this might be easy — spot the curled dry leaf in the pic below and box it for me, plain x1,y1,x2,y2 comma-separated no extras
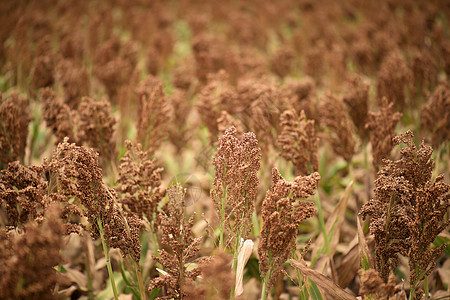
289,259,357,300
356,215,374,270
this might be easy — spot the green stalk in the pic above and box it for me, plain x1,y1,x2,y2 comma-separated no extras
178,254,185,300
260,269,271,300
219,220,224,249
149,222,163,270
230,231,242,299
410,286,416,300
410,267,428,300
424,276,429,298
85,259,94,300
134,261,147,300
314,194,329,254
378,192,396,279
84,235,95,300
296,268,306,300
107,188,146,299
260,255,273,300
151,230,160,256
230,252,238,299
98,219,119,300
252,211,260,238
293,251,308,300
219,189,226,249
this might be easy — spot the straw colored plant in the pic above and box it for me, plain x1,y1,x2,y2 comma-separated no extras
210,126,261,297
148,183,202,299
0,1,449,299
48,138,142,299
277,109,318,175
0,92,31,168
258,168,320,299
360,131,450,299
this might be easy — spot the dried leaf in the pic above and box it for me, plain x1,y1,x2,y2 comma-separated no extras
336,243,361,288
57,285,78,297
235,239,254,296
312,181,353,259
289,259,357,300
356,215,374,270
63,267,88,291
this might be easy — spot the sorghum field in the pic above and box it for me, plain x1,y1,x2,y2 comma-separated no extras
0,0,449,299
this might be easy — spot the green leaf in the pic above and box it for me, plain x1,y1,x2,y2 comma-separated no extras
149,287,161,300
244,257,261,282
361,255,370,271
56,265,67,273
309,279,323,300
290,259,356,300
433,235,450,256
123,285,141,299
394,267,406,280
97,272,126,300
119,262,134,288
357,216,374,270
140,231,151,262
299,285,309,300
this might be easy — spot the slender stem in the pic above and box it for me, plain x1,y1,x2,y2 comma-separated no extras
179,255,184,300
219,224,224,249
84,234,95,300
134,260,147,300
424,276,429,298
261,280,268,300
378,192,396,279
98,219,119,300
85,259,94,300
107,188,147,299
410,267,428,300
261,254,273,300
252,211,260,238
293,250,305,298
230,233,241,299
261,269,271,300
219,193,226,249
295,265,305,299
314,194,329,254
410,265,419,300
149,222,164,270
230,256,238,299
217,177,228,249
385,193,395,238
410,286,416,300
151,230,160,256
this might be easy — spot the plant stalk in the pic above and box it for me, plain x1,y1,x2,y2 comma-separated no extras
84,236,95,300
314,194,329,254
135,260,147,300
261,270,271,300
218,186,227,249
260,254,273,300
149,222,163,270
230,233,241,299
252,211,260,238
98,219,119,300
